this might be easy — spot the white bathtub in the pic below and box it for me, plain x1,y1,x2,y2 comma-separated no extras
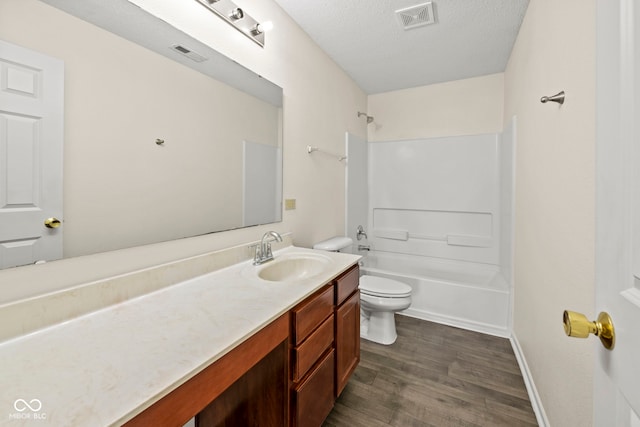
359,251,511,337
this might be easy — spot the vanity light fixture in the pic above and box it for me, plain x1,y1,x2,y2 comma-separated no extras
194,0,272,47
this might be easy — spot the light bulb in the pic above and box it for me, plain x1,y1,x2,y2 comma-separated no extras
259,21,274,32
253,21,274,34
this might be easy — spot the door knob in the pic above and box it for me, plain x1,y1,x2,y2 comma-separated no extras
563,310,615,350
44,217,61,229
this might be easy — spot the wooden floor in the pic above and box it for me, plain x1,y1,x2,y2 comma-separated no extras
324,315,538,427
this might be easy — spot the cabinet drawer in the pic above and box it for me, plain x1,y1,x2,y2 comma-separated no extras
335,265,359,306
292,349,335,427
292,285,333,345
292,315,334,382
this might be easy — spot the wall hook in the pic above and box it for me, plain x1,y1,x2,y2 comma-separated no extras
540,91,565,105
357,111,374,124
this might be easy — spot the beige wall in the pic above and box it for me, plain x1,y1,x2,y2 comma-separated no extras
131,0,369,249
116,0,370,250
504,1,596,426
0,0,367,302
368,73,504,141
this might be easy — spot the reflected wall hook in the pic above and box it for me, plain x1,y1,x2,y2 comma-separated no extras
540,90,565,105
357,111,374,124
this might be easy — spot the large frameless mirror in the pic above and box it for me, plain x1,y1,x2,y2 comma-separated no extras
0,0,283,269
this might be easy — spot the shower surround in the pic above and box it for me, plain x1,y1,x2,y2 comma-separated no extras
346,126,514,336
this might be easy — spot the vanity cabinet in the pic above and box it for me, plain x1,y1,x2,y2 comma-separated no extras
123,263,360,427
289,264,360,426
290,285,335,427
334,265,360,396
123,313,289,427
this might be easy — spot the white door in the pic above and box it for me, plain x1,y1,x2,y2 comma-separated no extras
0,40,64,269
594,0,640,424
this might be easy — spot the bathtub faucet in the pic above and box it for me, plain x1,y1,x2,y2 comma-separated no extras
356,225,368,241
358,244,370,251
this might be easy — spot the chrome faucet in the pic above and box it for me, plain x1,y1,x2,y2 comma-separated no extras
253,231,283,265
356,225,368,241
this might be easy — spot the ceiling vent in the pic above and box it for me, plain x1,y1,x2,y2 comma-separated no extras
395,2,436,30
170,44,208,63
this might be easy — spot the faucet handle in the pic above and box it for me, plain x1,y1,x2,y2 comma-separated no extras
356,225,368,241
249,243,261,262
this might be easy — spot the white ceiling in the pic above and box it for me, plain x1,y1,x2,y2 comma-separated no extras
273,0,530,94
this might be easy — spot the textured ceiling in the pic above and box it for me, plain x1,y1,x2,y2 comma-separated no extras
273,0,530,94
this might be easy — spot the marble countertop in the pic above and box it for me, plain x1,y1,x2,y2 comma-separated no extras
0,246,360,426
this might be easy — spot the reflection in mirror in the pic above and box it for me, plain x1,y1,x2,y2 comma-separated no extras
0,0,283,269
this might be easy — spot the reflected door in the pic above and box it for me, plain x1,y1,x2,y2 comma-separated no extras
0,40,63,268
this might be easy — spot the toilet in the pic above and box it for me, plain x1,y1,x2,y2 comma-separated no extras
313,237,412,345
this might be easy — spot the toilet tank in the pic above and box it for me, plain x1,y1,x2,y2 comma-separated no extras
313,237,353,252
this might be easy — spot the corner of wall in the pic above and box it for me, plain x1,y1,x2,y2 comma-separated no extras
510,331,550,427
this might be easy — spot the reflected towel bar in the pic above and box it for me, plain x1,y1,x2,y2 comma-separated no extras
307,145,347,162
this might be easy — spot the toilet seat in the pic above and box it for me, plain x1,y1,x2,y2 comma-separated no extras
359,275,412,298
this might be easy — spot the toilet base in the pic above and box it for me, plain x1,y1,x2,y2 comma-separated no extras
360,308,398,345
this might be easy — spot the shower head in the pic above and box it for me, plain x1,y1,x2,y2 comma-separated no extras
357,111,374,124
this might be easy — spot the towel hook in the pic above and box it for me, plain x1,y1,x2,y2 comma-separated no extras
540,91,565,105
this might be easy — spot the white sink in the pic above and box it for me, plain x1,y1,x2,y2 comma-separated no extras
256,253,332,282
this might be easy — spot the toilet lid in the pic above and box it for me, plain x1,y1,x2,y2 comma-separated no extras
359,275,412,298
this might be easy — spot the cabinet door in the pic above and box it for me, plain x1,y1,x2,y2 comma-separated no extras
292,349,335,427
196,341,287,427
335,290,360,397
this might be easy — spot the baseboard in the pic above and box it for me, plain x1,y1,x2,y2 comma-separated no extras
399,308,510,338
510,332,550,427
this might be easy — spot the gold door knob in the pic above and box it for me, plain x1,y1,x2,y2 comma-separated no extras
44,217,61,229
563,310,615,350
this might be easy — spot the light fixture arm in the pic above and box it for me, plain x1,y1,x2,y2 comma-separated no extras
195,0,271,47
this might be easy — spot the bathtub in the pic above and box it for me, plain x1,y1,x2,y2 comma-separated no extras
358,251,511,337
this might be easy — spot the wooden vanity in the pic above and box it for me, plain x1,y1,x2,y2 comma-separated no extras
123,264,360,427
290,264,360,426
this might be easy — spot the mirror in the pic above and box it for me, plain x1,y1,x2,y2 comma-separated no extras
0,0,283,268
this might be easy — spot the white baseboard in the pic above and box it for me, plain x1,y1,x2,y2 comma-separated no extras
400,308,510,338
510,332,550,427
